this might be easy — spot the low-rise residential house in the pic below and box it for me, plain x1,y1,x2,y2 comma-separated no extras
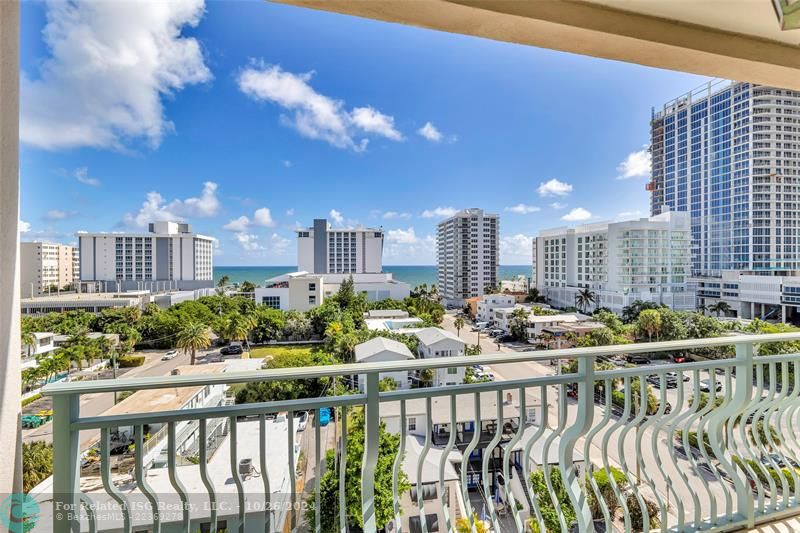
413,328,466,386
398,435,466,533
476,294,516,324
492,304,534,332
464,296,481,319
382,392,538,499
22,332,56,358
525,314,582,343
354,337,415,391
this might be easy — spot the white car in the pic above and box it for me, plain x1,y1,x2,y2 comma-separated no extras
161,350,177,361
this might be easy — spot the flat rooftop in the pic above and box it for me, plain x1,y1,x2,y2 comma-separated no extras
101,363,227,416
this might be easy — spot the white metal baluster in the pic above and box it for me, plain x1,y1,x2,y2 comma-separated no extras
734,361,767,518
417,396,433,533
664,369,701,530
258,414,271,533
340,405,348,533
228,416,246,532
617,375,650,533
584,380,614,531
392,400,406,532
652,369,687,531
501,387,525,532
460,392,482,532
774,361,800,503
482,390,504,532
166,422,190,532
635,373,670,531
542,383,569,533
100,427,131,533
362,373,380,532
134,424,160,532
745,362,777,512
287,411,297,531
679,369,706,525
315,407,322,533
692,365,729,523
558,356,595,532
439,394,458,532
199,419,218,533
601,375,634,532
523,386,548,532
763,361,794,509
79,493,97,533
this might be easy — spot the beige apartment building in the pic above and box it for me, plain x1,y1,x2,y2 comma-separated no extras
20,241,80,297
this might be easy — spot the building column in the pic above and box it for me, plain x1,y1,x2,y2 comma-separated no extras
0,0,22,496
750,302,755,319
782,305,787,323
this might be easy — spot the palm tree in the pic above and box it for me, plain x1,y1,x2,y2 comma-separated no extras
697,303,708,316
217,275,230,288
222,313,256,352
709,301,731,317
176,321,213,365
21,330,36,358
574,288,597,313
637,309,662,342
454,317,465,337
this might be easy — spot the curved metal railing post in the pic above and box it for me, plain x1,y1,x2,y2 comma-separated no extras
559,354,595,531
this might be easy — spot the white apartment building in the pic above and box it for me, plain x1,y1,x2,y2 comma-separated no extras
20,242,79,297
437,208,500,307
78,221,213,291
297,218,383,274
533,211,695,315
476,293,516,323
255,271,410,311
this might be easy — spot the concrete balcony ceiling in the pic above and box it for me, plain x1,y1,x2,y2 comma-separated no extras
271,0,800,90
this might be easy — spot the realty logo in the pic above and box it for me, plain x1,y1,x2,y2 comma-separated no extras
0,493,40,533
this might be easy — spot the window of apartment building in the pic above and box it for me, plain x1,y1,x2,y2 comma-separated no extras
308,283,316,291
261,296,281,309
410,483,438,502
447,367,458,375
407,417,416,431
308,295,316,305
409,514,440,533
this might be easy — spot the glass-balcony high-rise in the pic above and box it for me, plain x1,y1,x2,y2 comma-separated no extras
649,81,800,278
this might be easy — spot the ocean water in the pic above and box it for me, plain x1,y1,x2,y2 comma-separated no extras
214,265,532,288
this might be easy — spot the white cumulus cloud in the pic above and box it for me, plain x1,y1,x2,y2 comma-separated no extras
223,208,276,232
123,181,220,227
421,207,457,219
616,148,651,180
549,202,567,210
74,167,100,186
237,61,403,151
21,0,211,150
234,233,261,251
500,234,533,263
505,204,540,215
19,220,31,233
538,178,573,197
417,122,443,142
561,207,592,222
383,211,411,220
386,227,418,244
329,209,344,226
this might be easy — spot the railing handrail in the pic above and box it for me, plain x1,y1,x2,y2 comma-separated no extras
41,332,800,396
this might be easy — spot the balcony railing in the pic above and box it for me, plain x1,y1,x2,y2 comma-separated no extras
42,332,800,532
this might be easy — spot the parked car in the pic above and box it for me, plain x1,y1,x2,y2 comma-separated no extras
221,344,244,355
626,354,650,365
498,334,515,343
208,353,223,363
665,371,690,382
296,411,308,431
647,374,678,389
671,354,689,363
161,350,177,361
319,408,331,427
699,379,722,392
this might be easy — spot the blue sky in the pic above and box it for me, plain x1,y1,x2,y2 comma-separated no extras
19,0,712,266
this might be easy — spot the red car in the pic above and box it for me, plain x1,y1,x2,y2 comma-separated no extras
672,355,687,363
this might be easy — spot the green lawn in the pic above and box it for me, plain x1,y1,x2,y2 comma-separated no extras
249,344,320,359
